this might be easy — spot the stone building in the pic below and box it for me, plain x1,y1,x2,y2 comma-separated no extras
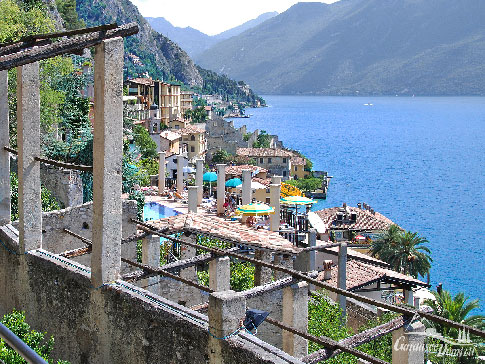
236,147,296,180
205,116,252,160
179,125,207,160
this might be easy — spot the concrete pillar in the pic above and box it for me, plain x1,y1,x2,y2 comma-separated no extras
269,183,281,232
176,155,184,194
195,159,204,205
254,250,273,286
142,234,160,293
242,169,252,205
216,164,226,215
16,62,42,253
209,256,230,292
91,38,124,287
308,229,316,272
158,151,166,195
0,71,10,225
180,233,197,282
337,242,347,320
282,281,308,357
208,291,246,364
392,321,425,364
271,176,282,185
188,186,198,213
274,254,292,280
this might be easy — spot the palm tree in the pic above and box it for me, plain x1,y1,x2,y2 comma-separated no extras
371,226,432,278
424,290,485,338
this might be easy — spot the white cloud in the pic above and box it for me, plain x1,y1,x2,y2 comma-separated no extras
130,0,339,35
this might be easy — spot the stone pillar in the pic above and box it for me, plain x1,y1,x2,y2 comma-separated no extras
180,233,197,282
269,183,281,232
209,256,230,292
242,169,252,205
274,254,292,280
308,229,316,272
337,242,347,320
282,281,308,357
158,151,166,195
17,62,42,253
254,250,273,286
142,234,160,293
176,155,184,194
188,186,198,213
208,291,246,364
0,71,10,225
91,38,124,287
195,159,204,205
392,321,425,364
216,164,226,215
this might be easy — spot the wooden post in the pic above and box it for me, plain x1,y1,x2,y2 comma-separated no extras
91,37,124,287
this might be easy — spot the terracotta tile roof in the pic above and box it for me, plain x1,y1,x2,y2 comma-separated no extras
314,206,396,231
320,259,428,291
252,177,271,187
225,164,267,176
149,212,299,254
179,125,205,135
128,77,153,86
291,156,306,166
237,148,294,158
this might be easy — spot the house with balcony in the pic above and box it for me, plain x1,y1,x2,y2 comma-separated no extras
290,156,309,179
180,91,193,118
179,125,207,160
236,148,295,180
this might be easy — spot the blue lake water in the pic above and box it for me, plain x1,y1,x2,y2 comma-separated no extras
231,95,485,312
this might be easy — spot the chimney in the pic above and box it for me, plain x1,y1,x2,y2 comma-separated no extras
323,260,333,280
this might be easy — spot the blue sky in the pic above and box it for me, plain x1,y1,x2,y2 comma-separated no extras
130,0,339,35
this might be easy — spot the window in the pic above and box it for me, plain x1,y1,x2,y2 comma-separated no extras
268,158,272,164
283,171,287,177
191,146,195,153
266,197,270,204
260,158,263,164
283,158,287,163
175,125,179,129
266,188,270,193
295,166,298,171
191,135,196,141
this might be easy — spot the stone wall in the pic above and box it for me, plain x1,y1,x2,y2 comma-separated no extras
12,200,138,274
206,116,250,160
0,226,303,364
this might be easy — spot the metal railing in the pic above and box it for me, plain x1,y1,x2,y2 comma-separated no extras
0,322,48,364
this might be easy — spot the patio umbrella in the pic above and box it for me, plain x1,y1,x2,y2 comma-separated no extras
280,196,315,242
183,166,196,174
203,171,218,196
225,178,242,188
235,180,267,190
236,203,275,216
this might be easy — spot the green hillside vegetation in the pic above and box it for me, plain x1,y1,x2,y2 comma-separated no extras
197,0,485,96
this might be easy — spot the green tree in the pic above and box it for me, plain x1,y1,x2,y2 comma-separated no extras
211,150,231,164
190,106,207,123
370,225,432,278
0,309,70,364
55,0,85,30
252,130,271,148
286,177,322,193
133,125,158,159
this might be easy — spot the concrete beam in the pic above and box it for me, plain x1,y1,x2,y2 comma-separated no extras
142,234,160,293
208,290,246,364
269,183,281,232
392,321,425,364
209,256,230,292
176,155,184,193
0,71,9,225
188,186,198,213
158,151,166,195
337,242,347,320
217,164,226,215
195,159,204,205
16,62,41,253
91,37,124,287
282,281,308,357
242,169,252,205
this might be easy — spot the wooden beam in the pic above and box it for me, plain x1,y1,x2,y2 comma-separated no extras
0,23,138,71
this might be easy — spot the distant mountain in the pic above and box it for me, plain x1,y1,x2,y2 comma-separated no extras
76,0,202,86
214,12,278,41
146,17,217,58
146,12,278,58
197,0,485,95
